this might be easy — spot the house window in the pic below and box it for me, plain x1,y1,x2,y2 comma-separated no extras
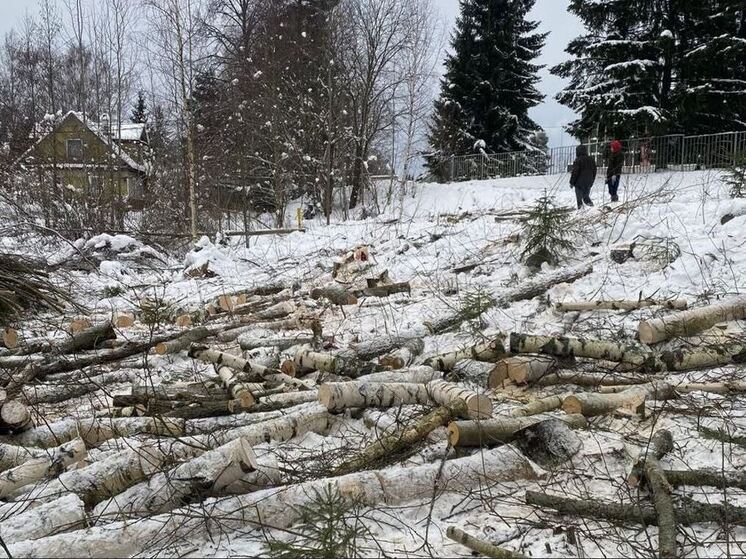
127,176,144,199
66,139,83,161
87,175,101,196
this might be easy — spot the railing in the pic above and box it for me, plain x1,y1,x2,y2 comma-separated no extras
429,130,746,183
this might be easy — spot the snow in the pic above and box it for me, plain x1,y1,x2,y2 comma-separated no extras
3,167,746,557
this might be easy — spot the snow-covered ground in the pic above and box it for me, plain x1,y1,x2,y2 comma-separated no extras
3,168,746,557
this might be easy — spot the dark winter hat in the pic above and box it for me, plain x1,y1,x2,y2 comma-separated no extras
576,145,588,156
610,140,622,153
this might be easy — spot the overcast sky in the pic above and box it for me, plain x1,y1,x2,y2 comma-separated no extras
0,0,582,147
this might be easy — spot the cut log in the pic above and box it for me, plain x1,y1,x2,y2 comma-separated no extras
509,333,653,368
249,391,320,413
333,403,466,476
159,398,254,419
426,379,492,419
93,437,258,520
241,300,297,321
535,370,650,388
0,437,87,498
424,337,507,372
14,416,184,449
452,359,504,387
0,441,48,473
495,356,557,385
129,382,227,402
562,383,676,417
510,394,566,417
21,369,141,406
448,414,587,447
154,326,211,355
513,418,582,468
355,366,443,384
0,493,86,545
114,313,136,328
293,348,381,378
353,281,411,299
639,296,746,344
640,431,678,558
238,333,316,352
555,299,688,312
318,382,432,412
174,313,193,327
664,469,746,491
69,317,92,333
0,400,32,432
628,429,674,487
446,526,527,559
379,338,424,369
9,445,542,558
2,327,18,349
217,365,255,407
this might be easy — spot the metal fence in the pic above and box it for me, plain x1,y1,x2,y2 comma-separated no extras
434,130,746,182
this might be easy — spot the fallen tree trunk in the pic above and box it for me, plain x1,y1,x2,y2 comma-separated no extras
333,402,466,476
509,333,653,368
310,284,358,306
639,430,678,558
424,337,507,372
639,296,746,344
535,370,650,388
293,348,381,378
510,394,566,417
562,383,676,417
238,333,316,352
217,365,255,407
426,379,492,419
555,299,688,312
664,469,746,491
353,282,411,299
0,441,48,472
318,382,432,412
0,437,86,498
495,356,557,385
21,369,141,406
355,366,443,384
249,391,319,413
238,300,297,322
628,430,674,487
158,398,253,419
93,437,258,520
379,338,424,369
446,526,527,559
154,326,211,355
0,493,86,545
447,414,587,447
14,416,184,449
9,445,542,558
54,321,116,354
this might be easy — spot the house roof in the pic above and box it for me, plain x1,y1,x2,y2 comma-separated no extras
16,111,149,174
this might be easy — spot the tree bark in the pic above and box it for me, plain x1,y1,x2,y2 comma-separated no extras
452,359,504,387
509,333,653,368
238,334,316,352
641,432,678,558
639,296,746,344
426,379,492,419
510,394,566,417
628,430,674,487
446,526,527,559
424,337,507,372
333,402,466,476
10,445,542,558
0,437,86,498
318,382,432,412
21,369,141,406
93,437,258,520
448,414,587,447
555,299,688,312
217,365,255,407
664,469,746,491
293,348,381,378
0,441,48,473
535,370,650,388
249,391,319,413
54,321,117,354
355,365,442,384
0,493,86,545
154,326,211,355
0,400,32,432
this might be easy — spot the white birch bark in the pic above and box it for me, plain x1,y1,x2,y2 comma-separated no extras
555,299,688,312
1,493,86,544
424,337,507,372
639,296,746,344
509,333,653,367
447,413,587,446
238,333,315,352
8,445,542,558
93,437,257,520
378,338,424,369
217,366,255,407
426,380,492,419
154,326,211,355
318,382,432,412
495,356,557,385
562,382,676,417
0,441,49,473
0,437,86,498
452,359,501,387
355,366,443,384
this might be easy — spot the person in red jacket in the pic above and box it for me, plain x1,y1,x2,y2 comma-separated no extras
606,140,623,202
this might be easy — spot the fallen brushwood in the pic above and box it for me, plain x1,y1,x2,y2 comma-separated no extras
639,296,746,344
447,414,587,447
0,253,73,320
424,337,507,372
333,402,466,476
0,437,86,498
555,299,688,312
9,444,543,557
93,437,258,520
446,526,527,559
379,338,424,369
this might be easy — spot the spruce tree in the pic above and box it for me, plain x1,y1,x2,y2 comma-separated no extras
130,90,149,124
426,0,546,177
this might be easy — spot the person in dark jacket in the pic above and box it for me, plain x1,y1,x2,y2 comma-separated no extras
606,140,623,202
570,145,597,209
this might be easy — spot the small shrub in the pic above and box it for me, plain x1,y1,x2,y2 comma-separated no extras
103,285,125,298
520,194,577,269
726,151,746,198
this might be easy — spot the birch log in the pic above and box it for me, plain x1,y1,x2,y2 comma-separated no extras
0,494,86,545
495,356,557,385
426,380,492,419
238,333,315,352
446,526,527,559
14,416,184,448
54,321,117,354
448,414,587,447
639,296,746,344
249,391,320,412
379,338,424,369
535,370,650,388
310,285,358,306
562,383,676,417
510,394,567,417
93,437,258,520
356,366,443,384
0,438,86,498
451,359,504,387
0,441,48,472
641,434,678,558
154,326,210,355
354,282,411,299
2,327,18,349
8,445,542,558
509,332,654,368
294,348,381,378
0,400,32,432
555,299,688,312
318,382,432,412
217,366,255,407
424,337,507,372
240,300,297,322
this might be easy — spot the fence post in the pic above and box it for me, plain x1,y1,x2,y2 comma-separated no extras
450,155,455,182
